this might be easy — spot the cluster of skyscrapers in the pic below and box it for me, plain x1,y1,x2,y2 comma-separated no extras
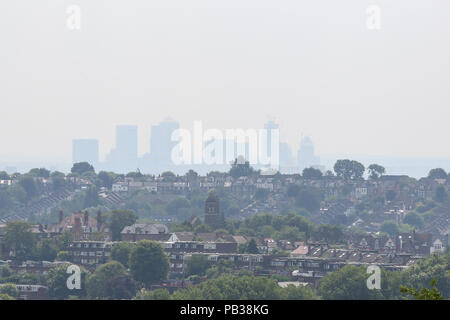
72,119,321,175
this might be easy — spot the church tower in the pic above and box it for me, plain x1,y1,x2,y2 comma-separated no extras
204,192,224,230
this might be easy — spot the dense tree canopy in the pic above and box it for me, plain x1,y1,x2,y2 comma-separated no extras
318,266,384,300
185,255,210,277
428,168,447,180
169,274,318,300
86,261,137,300
110,210,138,241
3,221,35,260
295,187,322,213
71,162,95,176
334,160,365,180
367,164,385,180
111,242,135,268
129,240,170,288
46,264,88,299
302,167,323,180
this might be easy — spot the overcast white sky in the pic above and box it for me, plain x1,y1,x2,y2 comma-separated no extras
0,0,449,164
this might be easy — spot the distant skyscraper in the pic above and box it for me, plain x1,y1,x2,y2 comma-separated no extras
279,142,296,173
105,125,138,173
72,139,99,166
297,136,320,172
263,120,279,159
149,118,180,173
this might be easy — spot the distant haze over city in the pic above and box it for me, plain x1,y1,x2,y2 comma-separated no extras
1,1,449,177
0,119,449,178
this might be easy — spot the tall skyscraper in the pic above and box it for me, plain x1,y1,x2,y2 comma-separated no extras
279,142,296,173
105,125,138,173
72,139,99,167
297,136,320,172
149,118,180,173
263,120,279,159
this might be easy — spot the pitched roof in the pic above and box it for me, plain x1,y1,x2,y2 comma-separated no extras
121,223,168,235
290,245,309,256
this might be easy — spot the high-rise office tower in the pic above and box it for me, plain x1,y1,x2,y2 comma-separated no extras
263,120,279,159
105,125,138,173
149,118,180,173
297,136,320,172
72,139,99,167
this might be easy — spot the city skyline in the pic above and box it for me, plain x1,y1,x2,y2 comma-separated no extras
2,118,448,179
1,1,450,164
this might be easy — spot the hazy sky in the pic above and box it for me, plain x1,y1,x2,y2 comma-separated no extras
1,0,449,163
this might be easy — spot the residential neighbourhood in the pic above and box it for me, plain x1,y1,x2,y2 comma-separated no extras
0,162,448,300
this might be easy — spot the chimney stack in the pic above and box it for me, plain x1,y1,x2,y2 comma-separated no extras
74,216,82,240
59,210,63,224
97,210,102,231
84,211,89,226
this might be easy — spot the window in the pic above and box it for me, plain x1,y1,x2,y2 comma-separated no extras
204,243,216,250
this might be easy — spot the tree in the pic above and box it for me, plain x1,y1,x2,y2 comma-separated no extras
166,198,191,216
28,168,50,178
295,187,321,213
400,279,444,300
318,266,384,300
111,242,135,268
71,162,95,176
0,171,10,180
229,158,256,178
0,189,13,210
129,240,169,288
186,170,199,181
434,186,447,203
35,238,58,261
110,210,138,241
171,274,318,300
403,212,424,229
194,224,212,234
313,224,344,244
55,251,70,261
18,176,38,200
287,184,301,198
46,264,87,299
302,167,323,179
134,288,171,300
51,173,66,190
380,220,399,236
254,188,270,201
161,171,176,182
54,230,74,252
4,221,35,260
276,226,303,243
97,171,115,189
83,186,99,208
0,283,19,299
402,253,450,298
126,171,143,178
246,239,259,254
0,266,13,278
8,184,27,203
428,168,447,180
385,190,397,201
185,255,210,277
367,164,385,180
206,259,235,279
333,159,365,180
86,261,137,300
